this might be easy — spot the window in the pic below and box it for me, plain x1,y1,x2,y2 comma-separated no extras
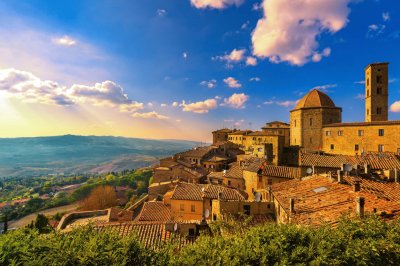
367,78,369,86
378,129,384,136
180,204,184,211
326,130,331,136
367,109,369,115
338,130,343,136
377,75,382,84
267,179,272,185
294,120,297,127
355,144,359,151
189,229,195,236
378,145,384,152
330,144,335,150
309,118,313,126
310,138,312,144
213,214,217,221
228,180,232,186
244,205,251,215
367,90,370,97
377,87,382,95
377,107,382,115
191,205,195,212
358,130,364,136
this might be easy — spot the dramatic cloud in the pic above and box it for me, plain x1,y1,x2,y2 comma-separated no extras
222,93,249,109
249,77,261,82
0,68,144,112
181,98,218,114
224,77,242,88
252,0,351,65
190,0,244,9
132,111,169,120
52,36,77,46
390,101,400,113
246,56,258,66
214,48,246,64
200,79,217,89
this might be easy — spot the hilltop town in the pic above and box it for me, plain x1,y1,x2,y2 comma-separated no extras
54,63,400,248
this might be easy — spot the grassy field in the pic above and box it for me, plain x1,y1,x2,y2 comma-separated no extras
8,203,79,229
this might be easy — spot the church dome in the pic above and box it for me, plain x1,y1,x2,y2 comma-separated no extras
294,89,336,110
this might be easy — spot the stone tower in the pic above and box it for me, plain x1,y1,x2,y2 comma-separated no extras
290,89,342,151
365,62,389,122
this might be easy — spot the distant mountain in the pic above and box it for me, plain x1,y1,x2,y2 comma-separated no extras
0,135,199,177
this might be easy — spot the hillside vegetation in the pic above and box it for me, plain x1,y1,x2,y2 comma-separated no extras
1,216,400,265
0,135,198,177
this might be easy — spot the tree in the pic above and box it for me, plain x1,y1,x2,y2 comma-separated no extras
79,185,118,211
34,214,50,233
3,214,7,234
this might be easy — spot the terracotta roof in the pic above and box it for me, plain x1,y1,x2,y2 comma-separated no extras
226,163,244,179
108,208,133,222
171,182,245,201
159,157,178,168
324,120,400,127
293,89,337,110
272,176,400,226
212,128,234,133
136,202,171,222
300,152,400,170
203,153,230,163
242,157,266,172
207,171,225,179
95,222,194,249
153,168,173,183
344,176,400,202
247,131,281,137
264,121,290,128
262,165,301,179
176,146,215,158
228,130,252,135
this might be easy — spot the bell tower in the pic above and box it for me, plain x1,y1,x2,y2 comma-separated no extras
365,63,389,122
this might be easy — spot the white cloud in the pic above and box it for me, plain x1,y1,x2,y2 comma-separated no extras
241,21,250,30
132,111,169,120
157,9,167,17
276,100,298,108
382,12,390,22
0,68,144,112
215,48,246,63
224,77,242,88
183,52,188,59
367,24,386,38
161,103,168,107
252,0,351,66
222,93,249,109
200,79,217,89
252,2,262,11
249,77,261,82
147,102,154,107
181,98,218,114
311,48,331,63
355,93,365,100
246,56,258,66
354,80,365,85
312,83,337,92
263,100,274,105
390,101,400,112
172,101,179,107
52,36,77,46
190,0,244,9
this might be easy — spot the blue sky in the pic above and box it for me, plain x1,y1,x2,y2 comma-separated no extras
0,0,399,141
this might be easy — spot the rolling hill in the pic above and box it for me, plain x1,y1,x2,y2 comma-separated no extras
0,135,199,177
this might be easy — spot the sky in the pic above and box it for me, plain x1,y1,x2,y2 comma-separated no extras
0,0,399,142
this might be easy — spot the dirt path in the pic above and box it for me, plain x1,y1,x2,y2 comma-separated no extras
9,203,79,229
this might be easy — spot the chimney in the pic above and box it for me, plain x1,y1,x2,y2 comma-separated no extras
364,164,371,174
356,197,365,218
354,180,361,192
337,170,343,183
289,198,295,214
312,165,315,175
395,168,399,183
218,191,223,200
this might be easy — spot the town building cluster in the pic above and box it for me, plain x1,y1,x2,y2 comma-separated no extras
59,63,400,248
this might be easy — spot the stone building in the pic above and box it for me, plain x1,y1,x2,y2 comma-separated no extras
261,121,290,147
290,89,342,151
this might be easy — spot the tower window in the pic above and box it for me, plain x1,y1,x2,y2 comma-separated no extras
367,109,369,115
367,78,369,86
377,107,382,115
355,144,359,151
377,75,382,84
325,130,331,136
338,130,343,136
377,87,382,95
310,138,312,144
309,118,313,126
378,145,384,152
294,120,297,127
378,129,384,136
330,144,335,150
358,130,364,136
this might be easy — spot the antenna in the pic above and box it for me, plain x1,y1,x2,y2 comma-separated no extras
204,209,210,218
255,192,261,202
306,168,313,175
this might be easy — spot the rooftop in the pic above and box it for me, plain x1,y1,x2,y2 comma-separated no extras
170,182,246,201
136,201,171,222
324,120,400,127
262,165,301,179
272,175,400,226
293,89,338,110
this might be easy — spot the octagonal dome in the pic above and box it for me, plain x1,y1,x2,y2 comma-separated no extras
294,89,336,110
